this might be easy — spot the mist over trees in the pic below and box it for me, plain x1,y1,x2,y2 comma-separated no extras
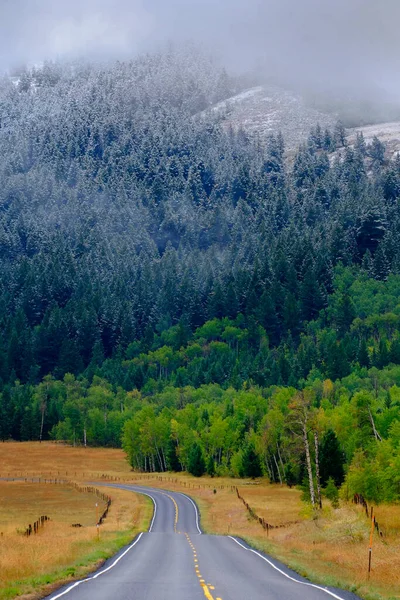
1,50,400,386
1,50,400,501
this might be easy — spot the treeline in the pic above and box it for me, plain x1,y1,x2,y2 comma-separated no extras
2,268,400,503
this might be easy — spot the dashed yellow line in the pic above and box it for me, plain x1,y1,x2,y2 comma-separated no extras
161,492,179,533
185,533,221,600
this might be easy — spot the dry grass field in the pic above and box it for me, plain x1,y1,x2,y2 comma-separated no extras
0,448,151,600
1,442,400,600
0,481,110,533
0,442,130,480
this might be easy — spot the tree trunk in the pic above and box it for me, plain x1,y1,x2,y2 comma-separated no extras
273,454,283,485
162,448,168,472
264,457,273,481
368,408,382,442
83,425,87,448
156,446,164,472
303,422,315,507
314,431,322,509
39,406,45,443
277,442,286,483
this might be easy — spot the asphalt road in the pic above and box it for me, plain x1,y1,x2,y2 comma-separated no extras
46,483,362,600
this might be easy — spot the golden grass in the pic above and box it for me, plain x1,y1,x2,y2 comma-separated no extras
370,504,400,535
0,481,107,533
1,443,400,600
0,467,150,600
0,441,129,479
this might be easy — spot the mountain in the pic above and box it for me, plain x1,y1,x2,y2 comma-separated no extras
203,85,336,149
348,121,400,160
203,83,400,163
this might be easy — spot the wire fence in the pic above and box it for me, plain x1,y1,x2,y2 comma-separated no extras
14,481,112,536
353,493,385,537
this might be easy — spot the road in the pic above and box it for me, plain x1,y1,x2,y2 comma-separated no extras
46,483,361,600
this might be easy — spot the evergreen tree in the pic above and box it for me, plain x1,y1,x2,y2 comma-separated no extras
358,339,370,368
323,128,334,151
390,337,400,364
368,136,385,165
373,245,390,281
166,439,182,472
334,121,347,147
0,393,11,441
188,443,206,477
206,455,216,477
319,430,345,487
354,132,367,157
356,209,387,258
284,462,297,488
241,443,262,478
334,293,356,336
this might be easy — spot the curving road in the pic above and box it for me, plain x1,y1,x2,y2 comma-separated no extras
46,483,361,600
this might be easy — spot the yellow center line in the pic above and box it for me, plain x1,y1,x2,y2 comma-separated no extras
161,492,179,533
186,535,221,600
201,583,216,600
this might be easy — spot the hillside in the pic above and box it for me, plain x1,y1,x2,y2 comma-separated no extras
205,84,400,161
0,50,399,386
204,84,336,148
348,121,400,160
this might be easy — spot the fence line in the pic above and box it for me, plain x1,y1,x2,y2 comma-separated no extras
234,487,299,534
14,480,112,535
72,483,112,525
353,494,384,537
23,515,50,537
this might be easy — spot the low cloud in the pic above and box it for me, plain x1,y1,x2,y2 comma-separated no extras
1,0,400,101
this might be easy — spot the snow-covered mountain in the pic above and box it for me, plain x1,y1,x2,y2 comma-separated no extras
348,122,400,159
205,84,400,159
204,85,336,149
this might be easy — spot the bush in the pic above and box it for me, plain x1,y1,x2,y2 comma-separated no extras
324,477,339,508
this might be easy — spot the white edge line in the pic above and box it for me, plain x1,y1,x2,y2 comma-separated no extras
49,532,144,600
49,489,158,599
101,483,199,535
131,484,201,535
177,491,202,534
228,536,347,600
138,491,157,532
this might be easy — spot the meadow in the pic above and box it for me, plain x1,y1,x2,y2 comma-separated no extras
0,442,399,600
0,445,150,600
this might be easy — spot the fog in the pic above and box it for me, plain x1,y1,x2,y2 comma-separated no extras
1,0,400,102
